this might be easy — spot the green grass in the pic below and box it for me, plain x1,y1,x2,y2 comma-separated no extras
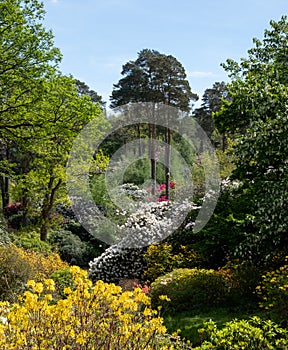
163,304,269,346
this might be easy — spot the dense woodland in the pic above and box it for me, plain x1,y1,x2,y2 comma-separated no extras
0,0,287,349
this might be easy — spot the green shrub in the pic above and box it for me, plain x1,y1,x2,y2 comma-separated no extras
150,268,230,313
0,244,68,302
50,268,74,300
219,259,261,304
143,243,204,282
0,245,33,302
196,316,288,349
12,229,52,253
49,229,85,265
0,225,11,245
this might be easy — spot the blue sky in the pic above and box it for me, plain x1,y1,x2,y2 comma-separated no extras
42,0,287,108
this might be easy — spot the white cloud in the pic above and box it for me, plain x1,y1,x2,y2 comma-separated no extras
50,0,59,3
188,71,214,78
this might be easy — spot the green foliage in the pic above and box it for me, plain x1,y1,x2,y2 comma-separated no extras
193,81,229,139
89,173,112,215
50,268,74,300
219,260,261,305
0,223,11,245
76,79,106,108
122,158,168,185
0,0,61,121
11,76,106,241
215,16,288,262
0,245,32,302
215,140,236,179
256,260,288,322
196,317,288,349
0,0,107,240
143,243,204,282
185,184,251,268
111,48,197,110
164,306,265,346
48,229,86,266
12,229,53,253
150,268,230,313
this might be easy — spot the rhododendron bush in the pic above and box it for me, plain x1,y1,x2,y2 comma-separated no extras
89,199,195,283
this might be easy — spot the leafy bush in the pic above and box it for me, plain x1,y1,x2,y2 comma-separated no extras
219,259,261,304
196,316,288,349
166,182,251,269
0,245,32,302
0,266,188,349
50,268,74,300
0,244,68,302
12,229,52,253
150,268,230,313
51,205,107,266
256,259,288,322
0,224,11,245
143,243,204,282
49,229,86,265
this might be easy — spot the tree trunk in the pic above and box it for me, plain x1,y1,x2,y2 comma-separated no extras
150,123,157,195
165,127,171,200
40,175,62,241
1,176,9,211
137,123,142,157
1,147,10,211
222,132,227,152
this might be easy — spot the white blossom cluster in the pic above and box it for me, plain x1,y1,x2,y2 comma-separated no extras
117,183,149,201
88,245,146,283
220,178,240,191
118,199,195,247
89,199,195,282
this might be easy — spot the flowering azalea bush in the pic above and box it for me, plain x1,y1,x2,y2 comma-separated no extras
89,244,146,283
0,244,68,302
156,180,175,202
4,201,23,217
0,266,188,349
256,258,288,322
89,199,194,283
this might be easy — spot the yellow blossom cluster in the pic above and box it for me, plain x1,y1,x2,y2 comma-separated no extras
13,245,69,280
0,244,69,302
256,258,288,320
0,266,178,349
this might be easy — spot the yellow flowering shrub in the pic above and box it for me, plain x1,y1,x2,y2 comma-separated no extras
256,258,288,321
0,244,68,302
14,245,68,280
0,266,186,349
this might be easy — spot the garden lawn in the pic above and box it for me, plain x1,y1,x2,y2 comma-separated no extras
164,305,269,346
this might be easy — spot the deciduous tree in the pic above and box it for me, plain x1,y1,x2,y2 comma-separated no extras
215,16,288,261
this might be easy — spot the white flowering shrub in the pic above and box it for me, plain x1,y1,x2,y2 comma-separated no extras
117,183,149,201
88,245,146,283
89,199,194,283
